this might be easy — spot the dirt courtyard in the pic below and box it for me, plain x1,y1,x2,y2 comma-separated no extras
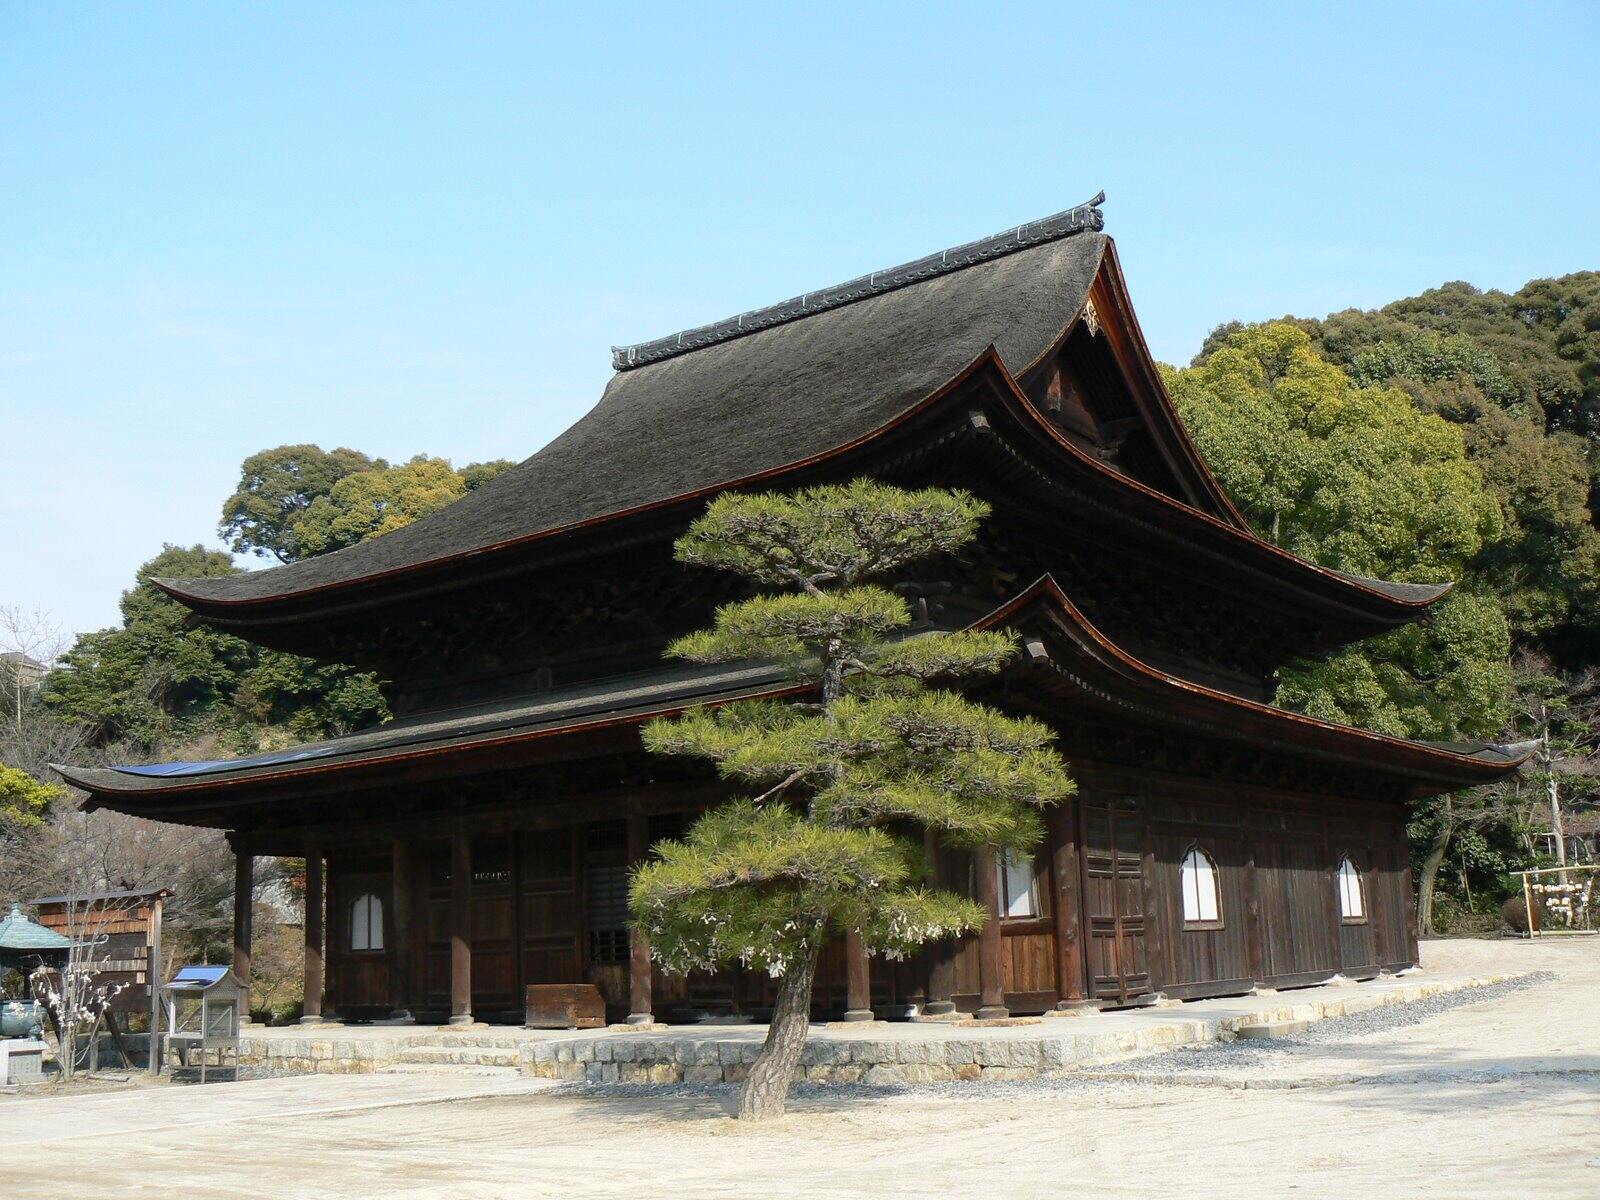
7,938,1597,1199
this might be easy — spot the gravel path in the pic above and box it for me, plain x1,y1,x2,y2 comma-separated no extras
7,938,1594,1200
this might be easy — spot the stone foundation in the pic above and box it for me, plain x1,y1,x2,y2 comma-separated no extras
231,971,1523,1085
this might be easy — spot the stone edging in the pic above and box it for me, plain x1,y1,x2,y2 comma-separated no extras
234,971,1525,1083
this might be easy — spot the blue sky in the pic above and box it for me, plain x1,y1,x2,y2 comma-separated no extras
3,2,1597,639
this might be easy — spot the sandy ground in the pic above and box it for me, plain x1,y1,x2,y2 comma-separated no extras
6,937,1597,1199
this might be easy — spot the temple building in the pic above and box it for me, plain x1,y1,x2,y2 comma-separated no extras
57,196,1526,1025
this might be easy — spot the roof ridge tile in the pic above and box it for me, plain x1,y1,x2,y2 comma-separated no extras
611,193,1105,371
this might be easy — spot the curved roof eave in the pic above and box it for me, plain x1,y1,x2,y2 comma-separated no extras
56,575,1521,811
974,349,1455,619
986,575,1528,786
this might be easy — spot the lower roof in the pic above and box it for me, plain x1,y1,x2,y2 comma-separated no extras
56,578,1527,816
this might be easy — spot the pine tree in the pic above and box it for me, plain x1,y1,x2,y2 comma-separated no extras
630,480,1074,1120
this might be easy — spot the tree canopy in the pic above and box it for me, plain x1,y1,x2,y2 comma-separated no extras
221,445,514,563
632,481,1073,1118
1167,323,1510,740
42,545,388,750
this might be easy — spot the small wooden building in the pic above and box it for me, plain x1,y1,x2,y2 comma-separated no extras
28,887,169,1015
58,198,1526,1024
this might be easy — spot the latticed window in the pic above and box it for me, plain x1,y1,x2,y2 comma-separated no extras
586,863,631,965
350,892,384,951
1181,846,1221,926
1337,856,1366,922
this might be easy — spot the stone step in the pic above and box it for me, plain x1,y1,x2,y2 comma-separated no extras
406,1034,532,1050
395,1044,523,1068
381,1062,523,1079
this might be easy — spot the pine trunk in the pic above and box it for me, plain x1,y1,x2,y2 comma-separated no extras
738,937,821,1121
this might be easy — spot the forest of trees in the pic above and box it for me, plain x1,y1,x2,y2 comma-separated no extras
1175,270,1600,930
2,269,1597,980
0,450,511,1012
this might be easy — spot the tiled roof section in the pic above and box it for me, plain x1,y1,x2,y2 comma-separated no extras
612,193,1106,370
159,222,1111,607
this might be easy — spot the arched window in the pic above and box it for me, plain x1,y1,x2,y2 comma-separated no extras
995,850,1040,919
350,892,384,951
1337,857,1366,922
1180,846,1221,926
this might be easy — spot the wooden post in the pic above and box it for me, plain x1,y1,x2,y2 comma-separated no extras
301,848,324,1024
975,844,1009,1019
923,832,956,1015
625,814,654,1025
389,838,414,1021
843,929,874,1021
449,831,474,1026
1049,802,1088,1008
147,892,163,1075
231,845,254,1020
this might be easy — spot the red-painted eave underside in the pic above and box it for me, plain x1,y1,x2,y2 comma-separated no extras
58,575,1525,818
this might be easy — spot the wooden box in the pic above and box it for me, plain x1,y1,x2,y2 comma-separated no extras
525,983,607,1029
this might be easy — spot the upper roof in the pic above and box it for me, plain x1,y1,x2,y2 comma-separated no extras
28,886,173,907
159,203,1115,609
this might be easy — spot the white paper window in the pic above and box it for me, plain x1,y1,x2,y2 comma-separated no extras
996,850,1040,919
1181,846,1221,924
350,892,384,951
1337,857,1365,921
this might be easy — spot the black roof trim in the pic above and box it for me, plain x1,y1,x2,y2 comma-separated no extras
611,193,1106,371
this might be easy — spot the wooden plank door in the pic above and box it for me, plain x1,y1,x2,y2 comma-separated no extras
329,867,391,1015
470,835,518,1014
1079,796,1151,1003
521,828,581,988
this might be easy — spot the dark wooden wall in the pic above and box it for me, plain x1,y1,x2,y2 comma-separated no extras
321,767,1418,1021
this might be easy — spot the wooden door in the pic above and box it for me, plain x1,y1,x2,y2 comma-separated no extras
521,829,581,988
1079,796,1151,1002
329,866,391,1016
470,835,518,1014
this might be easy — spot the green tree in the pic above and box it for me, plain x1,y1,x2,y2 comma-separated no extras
631,481,1073,1120
44,546,388,749
221,445,381,562
222,446,518,563
459,459,516,491
1197,273,1600,668
293,455,505,557
44,546,256,747
1167,324,1510,740
0,765,60,829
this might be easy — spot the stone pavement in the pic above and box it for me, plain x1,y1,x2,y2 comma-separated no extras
235,964,1524,1085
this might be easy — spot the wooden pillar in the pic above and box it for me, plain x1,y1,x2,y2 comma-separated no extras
1050,802,1088,1008
843,929,874,1021
301,848,325,1024
922,832,956,1015
389,838,414,1021
975,844,1009,1019
449,831,474,1026
625,814,654,1025
147,892,164,1075
231,844,254,1011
